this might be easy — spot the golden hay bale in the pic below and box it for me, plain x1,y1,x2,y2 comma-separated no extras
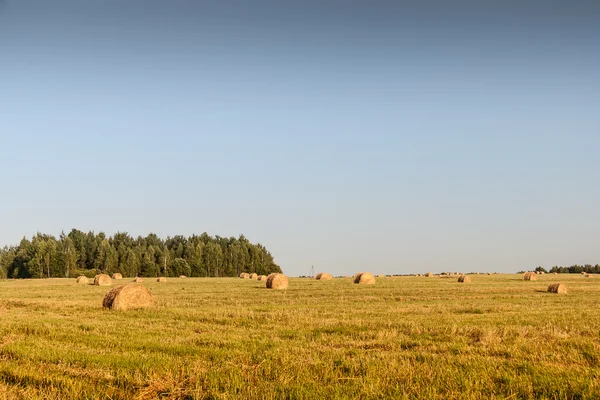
266,273,288,290
547,283,567,294
157,277,167,283
102,283,153,310
179,275,186,278
249,273,258,280
76,276,88,285
458,275,471,283
424,272,432,277
94,274,112,286
316,272,333,280
584,274,591,278
354,272,376,285
523,272,537,281
257,275,267,281
240,273,250,279
133,277,143,283
112,273,123,280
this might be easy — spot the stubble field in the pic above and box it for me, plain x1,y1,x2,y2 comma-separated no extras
0,274,599,399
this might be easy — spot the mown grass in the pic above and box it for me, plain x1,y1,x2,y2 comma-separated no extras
0,274,599,399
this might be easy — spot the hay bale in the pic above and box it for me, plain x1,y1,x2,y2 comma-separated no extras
547,283,567,294
266,273,288,290
102,283,154,310
249,273,258,280
133,277,143,283
157,277,167,283
257,275,267,281
584,273,591,278
179,275,186,278
240,273,250,279
424,272,432,277
458,275,471,283
112,273,123,280
76,276,88,285
316,272,333,280
354,272,376,285
523,272,537,281
94,274,112,286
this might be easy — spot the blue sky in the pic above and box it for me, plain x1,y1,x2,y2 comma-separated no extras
1,1,599,276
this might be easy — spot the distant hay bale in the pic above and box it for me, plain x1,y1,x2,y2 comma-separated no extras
133,277,143,283
179,275,186,278
112,273,123,280
266,273,288,290
547,283,567,294
257,275,267,281
458,275,471,283
584,273,592,278
375,274,382,278
102,283,154,310
523,272,537,281
316,272,333,280
76,276,88,285
424,272,432,277
157,277,167,283
249,273,258,280
240,273,250,279
487,273,492,276
94,274,112,286
354,272,376,285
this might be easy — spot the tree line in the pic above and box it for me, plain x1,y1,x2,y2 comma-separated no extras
0,230,282,279
536,264,600,274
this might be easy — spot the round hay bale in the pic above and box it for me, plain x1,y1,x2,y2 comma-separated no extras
112,273,123,280
240,273,250,279
257,275,267,281
266,273,288,290
179,275,186,278
354,272,375,285
584,273,591,278
102,283,153,310
133,277,143,283
424,272,432,277
76,275,88,285
523,272,537,281
249,273,258,280
157,277,167,283
94,274,112,286
458,275,471,283
316,272,333,280
547,283,567,294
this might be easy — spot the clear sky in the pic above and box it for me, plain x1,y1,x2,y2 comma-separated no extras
1,1,599,276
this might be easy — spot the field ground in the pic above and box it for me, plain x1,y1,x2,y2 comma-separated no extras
0,274,599,399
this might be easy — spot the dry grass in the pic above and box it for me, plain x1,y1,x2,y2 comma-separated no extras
0,275,599,399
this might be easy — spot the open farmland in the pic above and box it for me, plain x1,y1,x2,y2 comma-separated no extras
0,275,599,399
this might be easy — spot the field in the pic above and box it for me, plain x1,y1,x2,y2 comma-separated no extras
0,274,599,399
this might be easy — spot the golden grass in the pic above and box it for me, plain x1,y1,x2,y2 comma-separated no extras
0,275,599,399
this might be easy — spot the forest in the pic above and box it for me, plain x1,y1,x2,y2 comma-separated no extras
0,230,281,279
543,264,600,274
